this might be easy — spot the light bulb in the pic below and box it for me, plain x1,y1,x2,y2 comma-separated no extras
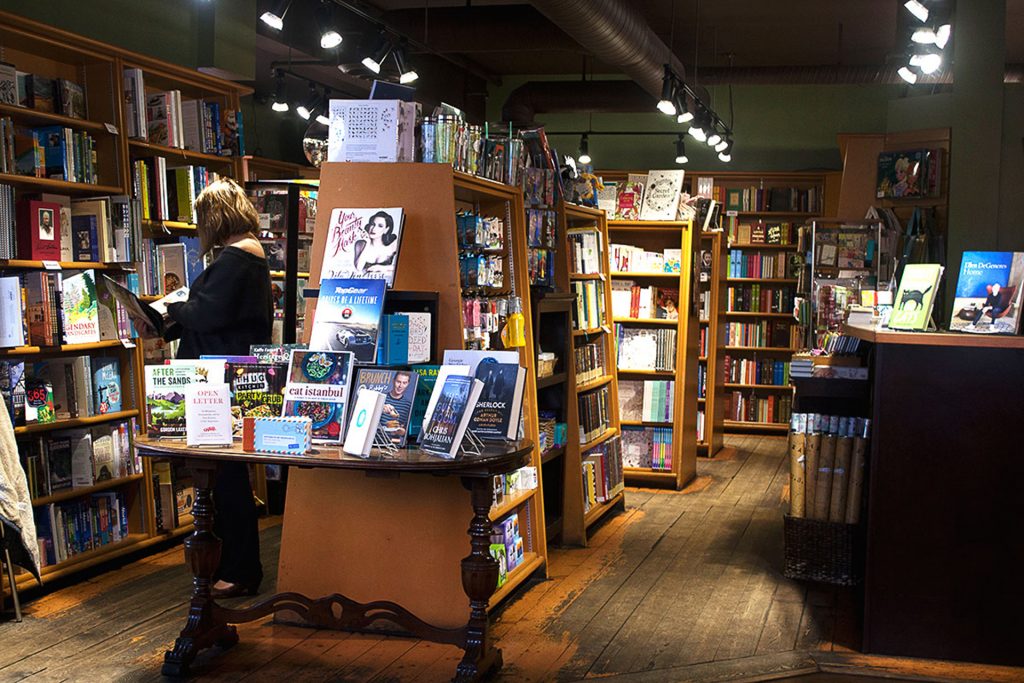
578,153,592,165
688,124,707,143
935,24,951,49
321,30,342,49
898,66,918,84
715,139,729,152
707,131,722,147
675,154,688,164
260,11,284,30
657,99,677,116
904,0,929,22
677,111,694,124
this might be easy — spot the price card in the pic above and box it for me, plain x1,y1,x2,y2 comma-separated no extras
726,210,738,217
120,338,137,349
42,260,62,270
104,123,119,135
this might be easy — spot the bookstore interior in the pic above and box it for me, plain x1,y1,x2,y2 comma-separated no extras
0,1,1021,681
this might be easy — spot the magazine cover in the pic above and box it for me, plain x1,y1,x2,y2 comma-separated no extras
321,207,405,286
309,278,386,363
949,251,1024,334
353,368,419,446
282,350,354,443
888,264,943,331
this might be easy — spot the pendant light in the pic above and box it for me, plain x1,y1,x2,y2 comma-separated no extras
271,69,289,112
316,2,343,49
674,134,688,164
578,134,591,165
260,0,291,30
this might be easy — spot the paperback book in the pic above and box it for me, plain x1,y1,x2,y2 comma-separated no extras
948,251,1024,335
409,364,440,439
352,368,419,447
61,270,101,345
888,264,943,331
226,362,287,434
308,278,386,363
321,208,405,286
638,170,685,221
92,357,121,414
420,375,484,459
144,360,226,437
282,350,354,443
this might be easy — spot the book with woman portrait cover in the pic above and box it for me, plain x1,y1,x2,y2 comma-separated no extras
321,207,405,287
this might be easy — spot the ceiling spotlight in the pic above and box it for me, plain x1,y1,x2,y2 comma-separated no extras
578,134,592,165
316,2,343,49
657,65,677,116
260,0,291,30
904,0,929,22
674,135,688,165
910,50,942,74
677,109,694,124
394,47,419,84
296,82,318,120
362,35,392,74
715,138,729,153
707,129,723,147
688,109,708,142
271,69,289,112
912,23,951,49
898,65,919,84
935,24,951,49
718,140,733,163
314,89,331,125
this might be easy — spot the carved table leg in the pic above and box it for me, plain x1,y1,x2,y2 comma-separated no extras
455,476,502,682
163,460,237,677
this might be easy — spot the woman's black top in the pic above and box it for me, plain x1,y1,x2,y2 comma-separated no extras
165,246,273,359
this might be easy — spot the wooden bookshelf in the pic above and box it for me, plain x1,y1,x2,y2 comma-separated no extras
698,231,727,457
241,155,319,182
14,409,140,435
608,218,699,490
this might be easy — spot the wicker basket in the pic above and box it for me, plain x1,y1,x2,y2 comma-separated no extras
783,514,864,586
537,356,557,378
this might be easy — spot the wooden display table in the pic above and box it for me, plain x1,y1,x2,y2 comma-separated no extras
135,437,532,680
843,323,1024,665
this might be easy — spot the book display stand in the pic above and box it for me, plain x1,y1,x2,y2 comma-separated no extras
371,426,400,455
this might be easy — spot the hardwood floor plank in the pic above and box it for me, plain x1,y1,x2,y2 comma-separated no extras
755,597,806,655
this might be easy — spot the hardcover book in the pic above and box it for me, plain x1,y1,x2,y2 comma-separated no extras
888,264,943,331
0,63,15,106
282,350,354,443
157,243,187,294
397,312,431,364
469,361,526,441
71,214,99,262
876,149,933,199
409,364,440,439
420,375,484,459
639,170,685,221
91,357,121,414
948,251,1024,335
144,360,226,437
308,278,386,363
321,208,405,286
16,199,62,261
61,270,101,345
226,362,286,434
352,367,419,447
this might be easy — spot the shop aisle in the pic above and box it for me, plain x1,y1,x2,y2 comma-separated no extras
1,437,1019,683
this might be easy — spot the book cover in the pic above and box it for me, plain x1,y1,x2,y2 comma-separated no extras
179,236,204,286
184,383,233,446
144,360,226,437
876,149,928,199
376,315,409,365
56,80,86,119
352,367,419,447
321,208,405,286
0,276,25,349
342,388,386,457
91,428,115,481
250,343,308,365
639,170,685,221
282,350,354,443
91,357,121,415
226,361,286,434
68,429,93,487
71,214,99,262
469,361,526,441
157,242,187,294
397,312,431,364
146,92,171,147
16,199,62,261
420,375,483,459
308,278,386,363
61,270,101,344
409,365,439,439
25,377,55,424
655,288,680,320
949,251,1024,334
888,264,943,331
0,63,15,106
46,438,73,491
27,75,54,113
618,380,644,422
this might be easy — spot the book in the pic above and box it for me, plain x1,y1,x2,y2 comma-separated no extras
420,375,484,459
61,270,101,344
26,75,54,112
0,276,24,348
91,428,115,481
25,377,55,424
144,360,226,437
45,437,73,492
16,199,62,261
157,243,187,294
638,170,685,221
249,343,308,365
321,208,405,286
282,350,354,443
71,214,99,262
376,315,409,365
0,63,15,106
352,368,419,447
101,274,184,339
308,278,386,363
419,364,472,434
56,80,86,119
409,365,439,439
469,361,526,441
948,251,1024,335
876,149,934,199
397,312,431,364
184,383,233,446
342,388,386,457
226,361,286,434
888,264,943,331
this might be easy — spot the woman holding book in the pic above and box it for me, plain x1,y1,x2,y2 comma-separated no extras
164,178,273,598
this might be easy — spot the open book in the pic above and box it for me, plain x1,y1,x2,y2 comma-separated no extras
102,275,188,339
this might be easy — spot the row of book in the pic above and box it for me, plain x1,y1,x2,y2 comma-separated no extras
0,67,87,119
789,355,868,380
725,218,797,247
571,280,605,330
2,355,123,426
578,384,610,444
788,414,870,523
491,465,538,511
725,392,793,425
722,186,821,214
697,409,706,444
490,510,526,588
617,327,677,372
123,68,243,155
697,363,707,399
138,237,203,296
609,244,682,274
19,419,138,498
621,426,673,471
34,492,131,567
574,339,606,386
610,281,679,320
618,379,674,424
723,356,791,386
726,285,795,314
582,436,625,512
0,120,98,184
131,159,224,224
566,228,603,275
727,249,795,279
725,321,799,349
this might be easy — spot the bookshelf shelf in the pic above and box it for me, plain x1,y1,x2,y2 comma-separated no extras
610,271,678,279
617,368,676,377
568,272,603,281
541,445,565,465
622,468,676,485
727,278,799,284
607,220,685,229
576,374,614,393
31,473,146,506
579,426,617,454
142,220,197,232
0,173,124,196
489,488,537,522
728,243,799,250
489,551,544,609
726,345,797,352
621,419,672,426
15,409,141,435
725,383,794,391
0,260,128,270
723,420,788,432
0,103,112,133
733,211,816,217
25,533,149,585
536,372,567,390
572,326,605,337
612,317,678,326
0,340,128,356
127,139,236,165
584,491,624,529
724,311,795,319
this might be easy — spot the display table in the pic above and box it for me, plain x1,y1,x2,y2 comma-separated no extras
843,323,1024,665
135,437,533,680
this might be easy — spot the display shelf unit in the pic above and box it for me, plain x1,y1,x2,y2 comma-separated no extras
608,219,699,490
286,163,547,617
697,231,727,457
557,203,624,545
241,155,319,182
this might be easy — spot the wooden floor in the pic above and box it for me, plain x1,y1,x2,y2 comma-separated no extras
2,435,1022,682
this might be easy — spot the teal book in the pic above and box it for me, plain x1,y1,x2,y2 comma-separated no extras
376,315,409,365
91,357,121,414
409,365,439,439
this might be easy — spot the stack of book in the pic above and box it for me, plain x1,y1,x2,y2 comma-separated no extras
131,160,222,224
582,435,624,512
726,392,792,425
571,280,605,330
727,285,794,313
727,250,793,279
725,219,796,247
609,245,681,273
566,228,603,274
621,426,673,471
17,418,137,498
725,321,798,349
610,280,679,320
618,379,674,423
574,340,606,385
33,492,130,567
0,121,98,184
577,384,610,444
724,356,791,386
4,355,124,424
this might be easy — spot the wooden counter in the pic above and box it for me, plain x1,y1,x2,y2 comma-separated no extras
849,329,1024,665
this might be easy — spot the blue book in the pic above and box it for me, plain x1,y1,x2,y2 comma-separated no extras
179,236,204,286
376,315,409,366
309,279,387,364
420,375,483,459
469,361,526,441
91,357,121,414
71,214,99,262
33,126,67,180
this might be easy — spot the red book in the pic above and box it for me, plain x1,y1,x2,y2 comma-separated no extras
17,199,62,261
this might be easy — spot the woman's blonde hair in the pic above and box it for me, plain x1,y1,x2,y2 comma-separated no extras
195,178,259,254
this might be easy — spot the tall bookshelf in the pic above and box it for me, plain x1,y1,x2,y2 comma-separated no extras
0,9,252,595
558,202,623,545
607,219,699,490
697,231,727,456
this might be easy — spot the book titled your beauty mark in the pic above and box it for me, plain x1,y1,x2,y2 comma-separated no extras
309,278,386,363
